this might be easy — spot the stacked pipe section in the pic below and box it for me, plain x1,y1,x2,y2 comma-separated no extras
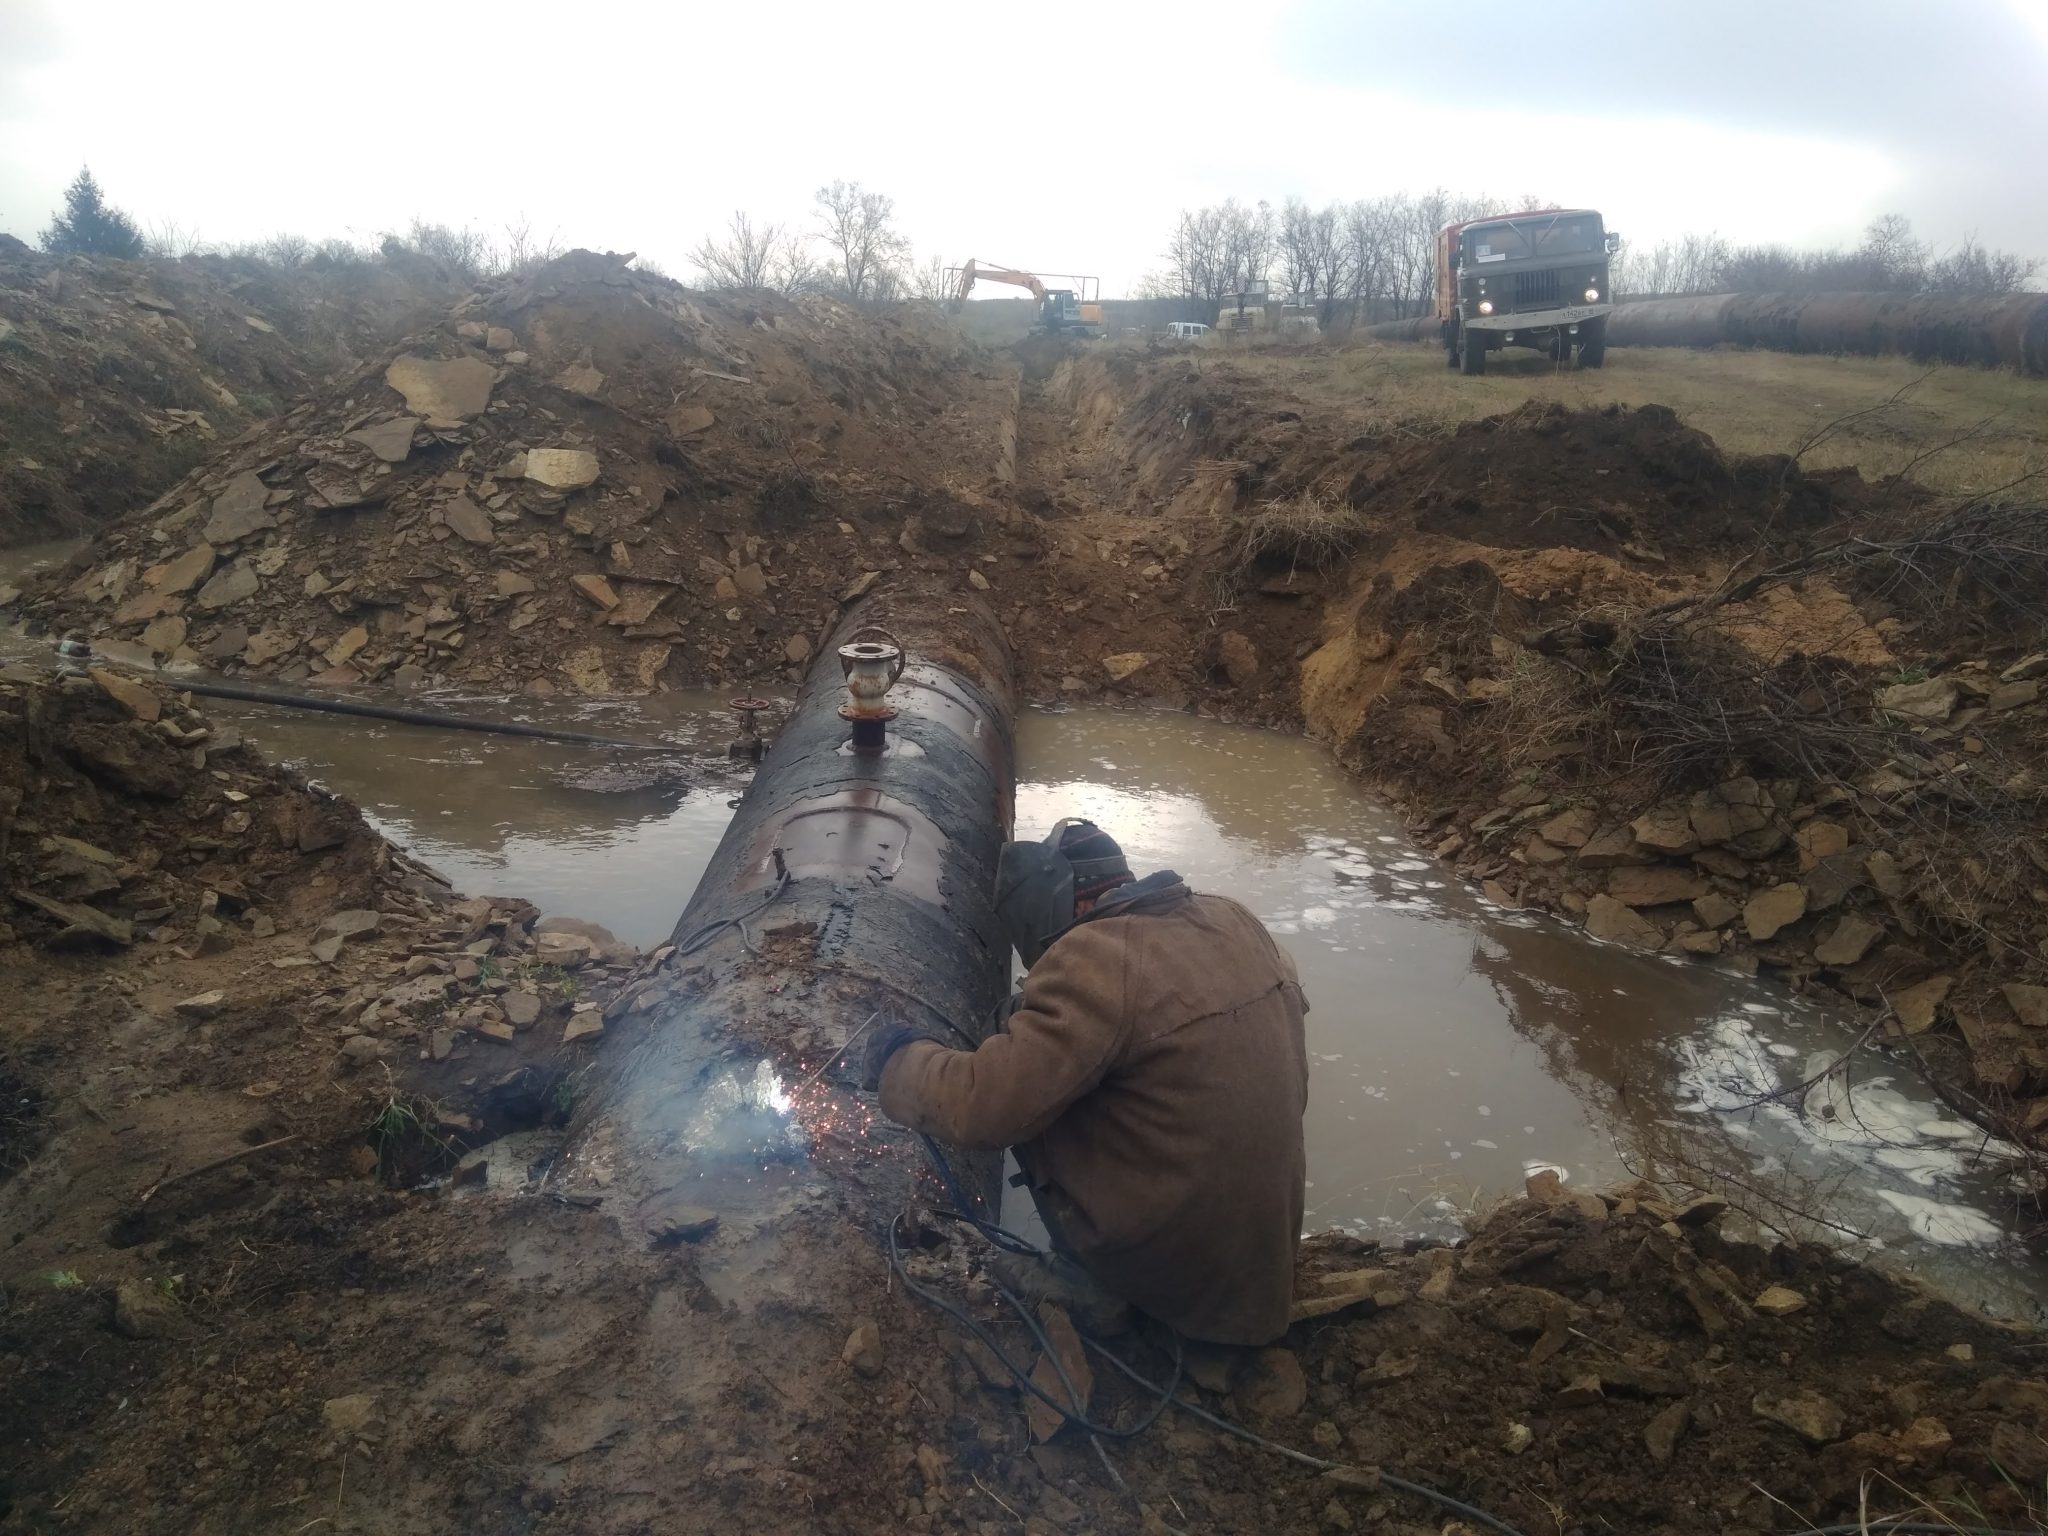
1361,292,2048,374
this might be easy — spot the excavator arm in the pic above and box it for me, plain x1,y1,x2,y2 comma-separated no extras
953,259,1045,306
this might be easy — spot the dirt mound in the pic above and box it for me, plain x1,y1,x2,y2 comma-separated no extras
1370,400,1853,559
15,251,1020,697
0,247,457,544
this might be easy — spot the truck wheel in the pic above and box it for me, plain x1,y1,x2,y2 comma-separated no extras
1458,324,1486,376
1579,317,1607,369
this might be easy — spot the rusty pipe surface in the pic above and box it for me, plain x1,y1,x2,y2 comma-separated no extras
1606,290,2048,374
560,597,1017,1245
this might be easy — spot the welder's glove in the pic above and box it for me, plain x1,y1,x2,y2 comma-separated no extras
860,1020,932,1092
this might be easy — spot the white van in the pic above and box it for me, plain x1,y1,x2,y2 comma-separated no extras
1164,322,1210,341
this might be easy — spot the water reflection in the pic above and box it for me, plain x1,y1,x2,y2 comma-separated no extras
1014,709,2040,1315
11,634,2028,1312
194,691,756,948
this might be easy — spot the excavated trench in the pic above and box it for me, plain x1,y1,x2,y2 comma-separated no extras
1,367,2042,1319
53,672,2022,1316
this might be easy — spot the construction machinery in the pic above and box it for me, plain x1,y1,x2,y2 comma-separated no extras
1436,208,1622,374
949,260,1102,337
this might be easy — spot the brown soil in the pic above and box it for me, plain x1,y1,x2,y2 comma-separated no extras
0,243,458,546
12,296,2048,1141
4,674,2045,1536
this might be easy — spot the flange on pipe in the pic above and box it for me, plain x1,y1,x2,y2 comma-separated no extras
836,625,905,754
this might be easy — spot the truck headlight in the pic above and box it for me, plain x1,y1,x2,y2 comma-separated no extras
1584,287,1600,302
1477,300,1493,315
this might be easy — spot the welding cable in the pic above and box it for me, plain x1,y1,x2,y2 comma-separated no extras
899,1139,1533,1536
669,866,792,959
886,1212,1181,1438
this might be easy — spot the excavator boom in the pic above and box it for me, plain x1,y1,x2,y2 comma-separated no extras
953,259,1045,305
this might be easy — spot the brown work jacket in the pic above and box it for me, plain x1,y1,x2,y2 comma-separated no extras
881,880,1309,1345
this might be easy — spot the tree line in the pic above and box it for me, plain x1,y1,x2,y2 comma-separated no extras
1140,195,2042,326
28,165,946,309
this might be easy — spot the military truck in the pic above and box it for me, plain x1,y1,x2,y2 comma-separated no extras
1436,209,1621,375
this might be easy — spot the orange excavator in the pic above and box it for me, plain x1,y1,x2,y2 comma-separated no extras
949,260,1102,337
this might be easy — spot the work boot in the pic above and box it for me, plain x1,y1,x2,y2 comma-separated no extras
985,1250,1134,1336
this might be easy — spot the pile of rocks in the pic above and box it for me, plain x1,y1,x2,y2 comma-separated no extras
18,251,1014,698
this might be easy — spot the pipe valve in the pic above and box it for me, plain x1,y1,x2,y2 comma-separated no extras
837,626,904,753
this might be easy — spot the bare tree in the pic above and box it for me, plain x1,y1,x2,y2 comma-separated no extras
814,180,910,304
1861,213,1926,286
692,211,784,290
770,233,826,298
262,232,311,267
909,253,954,304
145,219,208,258
1926,234,2040,295
500,215,563,276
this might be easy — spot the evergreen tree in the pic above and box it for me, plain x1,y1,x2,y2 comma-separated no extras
40,167,145,258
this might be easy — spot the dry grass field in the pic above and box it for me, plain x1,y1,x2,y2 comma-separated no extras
1194,338,2048,498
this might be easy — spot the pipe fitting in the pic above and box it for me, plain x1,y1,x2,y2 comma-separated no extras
837,626,905,753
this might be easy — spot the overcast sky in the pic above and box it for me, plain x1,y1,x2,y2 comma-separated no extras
3,0,2044,295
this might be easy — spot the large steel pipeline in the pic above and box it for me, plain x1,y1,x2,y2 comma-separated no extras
1361,292,2048,374
1606,290,2048,374
559,598,1018,1237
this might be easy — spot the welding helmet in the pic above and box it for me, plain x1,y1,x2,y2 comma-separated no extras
993,818,1127,967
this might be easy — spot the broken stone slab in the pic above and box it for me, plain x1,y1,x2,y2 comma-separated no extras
1102,651,1155,684
1752,1389,1845,1446
1987,680,2040,713
572,574,619,610
440,496,494,545
501,990,543,1028
347,416,419,464
1813,915,1884,967
1536,805,1598,849
2004,984,2048,1030
1630,802,1699,855
1744,882,1807,941
555,361,605,398
1889,975,1953,1035
323,1393,378,1435
140,613,188,658
494,569,536,597
1877,676,1959,722
1582,894,1662,948
1577,826,1656,868
14,889,133,949
563,1008,604,1045
202,472,274,544
88,667,161,721
174,989,227,1019
732,563,769,598
195,560,260,611
385,354,496,420
840,570,881,603
1643,1401,1690,1464
1604,865,1709,907
1753,1285,1808,1316
311,908,383,953
525,447,600,490
154,542,217,595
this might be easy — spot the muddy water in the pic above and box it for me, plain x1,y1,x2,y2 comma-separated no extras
0,565,2037,1314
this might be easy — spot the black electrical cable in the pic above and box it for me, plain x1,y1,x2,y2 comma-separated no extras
898,1137,1535,1536
885,1212,1181,1441
668,867,792,959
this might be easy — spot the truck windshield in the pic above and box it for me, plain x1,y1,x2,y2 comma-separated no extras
1465,215,1604,264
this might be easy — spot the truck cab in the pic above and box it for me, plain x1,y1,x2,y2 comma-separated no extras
1437,209,1621,375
